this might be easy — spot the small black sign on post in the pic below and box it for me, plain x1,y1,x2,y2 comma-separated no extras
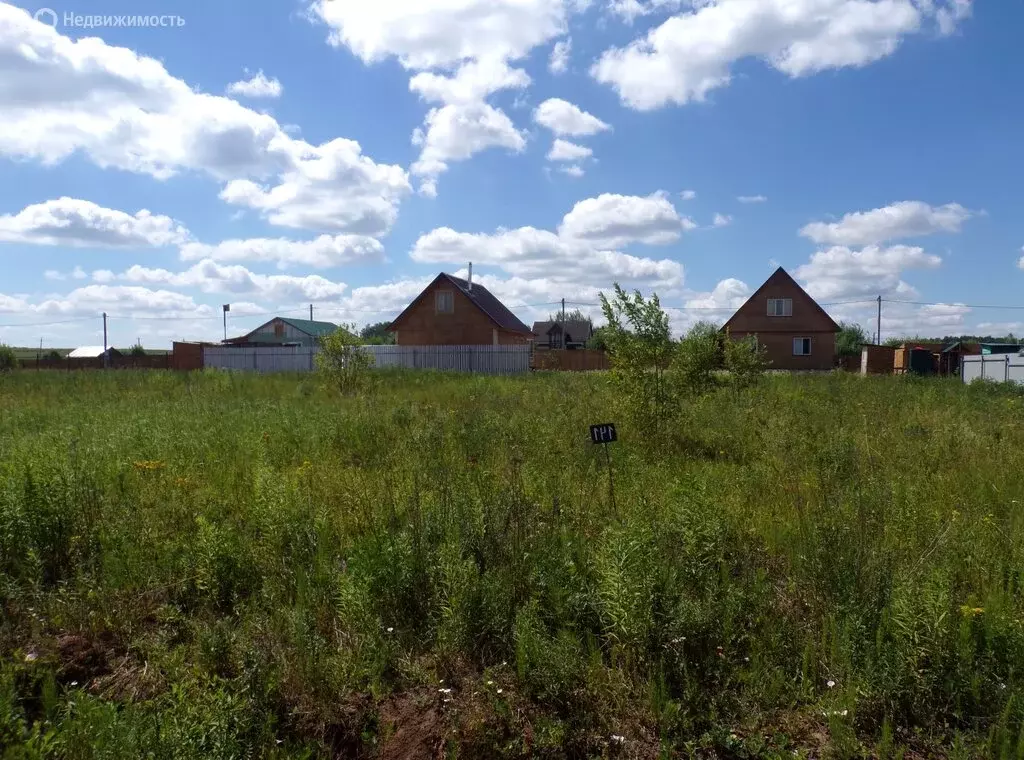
590,423,617,514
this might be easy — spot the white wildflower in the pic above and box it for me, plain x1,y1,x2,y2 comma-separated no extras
611,734,625,743
826,679,836,688
438,688,452,695
24,652,37,663
496,688,503,694
70,681,78,687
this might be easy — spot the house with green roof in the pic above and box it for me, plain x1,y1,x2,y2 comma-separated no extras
224,317,338,347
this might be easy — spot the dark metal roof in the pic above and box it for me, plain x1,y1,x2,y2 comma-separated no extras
276,318,339,337
388,273,532,334
443,274,532,333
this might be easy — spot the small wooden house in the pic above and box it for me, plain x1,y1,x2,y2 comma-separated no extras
721,267,840,370
531,320,593,350
225,317,338,347
388,272,533,345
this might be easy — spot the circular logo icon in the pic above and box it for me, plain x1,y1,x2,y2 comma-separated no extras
33,7,58,27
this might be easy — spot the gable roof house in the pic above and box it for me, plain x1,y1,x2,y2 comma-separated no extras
532,320,593,350
225,317,338,347
388,271,533,345
721,267,840,371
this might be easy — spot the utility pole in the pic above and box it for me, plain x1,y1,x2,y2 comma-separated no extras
310,303,314,321
102,312,109,368
222,304,230,342
561,298,565,322
876,295,882,345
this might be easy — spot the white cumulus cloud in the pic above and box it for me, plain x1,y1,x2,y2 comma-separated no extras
800,201,973,246
114,260,349,302
179,235,385,269
0,6,410,236
534,98,612,137
549,38,572,74
411,192,691,290
227,70,283,98
547,139,593,162
592,0,970,110
0,198,189,248
559,192,693,248
795,244,942,301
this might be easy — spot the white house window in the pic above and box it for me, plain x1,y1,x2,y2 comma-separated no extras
767,298,792,317
793,337,812,356
435,290,454,314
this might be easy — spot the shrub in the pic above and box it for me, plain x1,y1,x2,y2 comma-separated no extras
674,321,723,396
722,329,768,388
0,344,15,372
316,325,374,394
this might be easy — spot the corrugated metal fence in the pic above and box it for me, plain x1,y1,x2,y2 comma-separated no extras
962,353,1024,385
362,345,530,374
203,346,318,373
202,344,530,375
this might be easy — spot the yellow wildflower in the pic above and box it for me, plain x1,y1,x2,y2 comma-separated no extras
133,460,165,471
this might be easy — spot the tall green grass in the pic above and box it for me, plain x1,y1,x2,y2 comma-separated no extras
1,369,1022,758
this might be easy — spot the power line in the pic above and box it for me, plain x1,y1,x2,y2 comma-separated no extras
0,317,94,328
883,298,1024,311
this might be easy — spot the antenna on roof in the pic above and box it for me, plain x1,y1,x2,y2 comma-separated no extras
467,262,473,292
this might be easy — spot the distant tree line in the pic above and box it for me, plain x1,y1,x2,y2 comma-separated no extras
358,321,395,345
881,334,1023,348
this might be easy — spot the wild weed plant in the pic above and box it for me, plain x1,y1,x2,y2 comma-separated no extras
0,367,1021,757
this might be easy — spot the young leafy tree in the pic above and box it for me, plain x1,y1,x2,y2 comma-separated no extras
599,284,677,434
129,343,148,357
317,325,374,394
586,326,612,351
836,322,869,356
673,321,723,396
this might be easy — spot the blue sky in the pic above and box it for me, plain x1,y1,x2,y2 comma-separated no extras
0,0,1018,349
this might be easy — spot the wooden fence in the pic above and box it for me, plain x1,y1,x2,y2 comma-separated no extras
17,354,171,370
531,349,610,371
202,344,531,375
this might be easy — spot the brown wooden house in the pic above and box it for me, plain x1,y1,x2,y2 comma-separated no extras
388,272,533,345
721,267,840,370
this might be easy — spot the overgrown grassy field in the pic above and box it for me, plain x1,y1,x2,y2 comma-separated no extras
1,370,1023,758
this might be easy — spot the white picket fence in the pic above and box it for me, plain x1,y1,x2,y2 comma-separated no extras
962,353,1024,385
202,344,530,375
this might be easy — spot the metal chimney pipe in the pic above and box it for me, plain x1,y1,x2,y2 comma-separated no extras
468,262,473,291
